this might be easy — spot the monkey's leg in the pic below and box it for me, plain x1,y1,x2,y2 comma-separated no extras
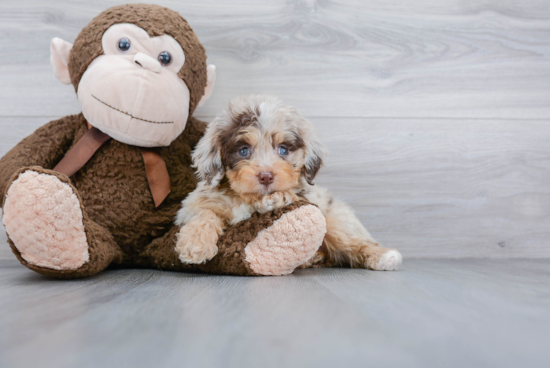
2,167,123,278
139,201,326,276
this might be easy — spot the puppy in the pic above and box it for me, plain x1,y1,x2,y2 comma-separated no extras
175,95,402,270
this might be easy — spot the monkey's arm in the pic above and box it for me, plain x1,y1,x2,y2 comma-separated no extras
140,200,326,276
0,115,79,206
198,200,326,275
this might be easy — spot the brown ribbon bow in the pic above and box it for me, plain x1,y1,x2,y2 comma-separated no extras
53,127,171,208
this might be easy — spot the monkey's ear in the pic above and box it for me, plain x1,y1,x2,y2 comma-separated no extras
197,65,216,108
50,37,73,85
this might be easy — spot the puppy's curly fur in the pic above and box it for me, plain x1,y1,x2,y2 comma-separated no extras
175,95,402,270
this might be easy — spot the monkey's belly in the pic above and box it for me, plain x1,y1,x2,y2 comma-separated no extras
70,139,195,257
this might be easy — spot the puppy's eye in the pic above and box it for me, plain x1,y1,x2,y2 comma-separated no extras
158,51,172,66
117,38,131,52
278,146,289,156
238,147,250,157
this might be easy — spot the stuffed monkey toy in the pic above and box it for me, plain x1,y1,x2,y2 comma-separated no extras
0,4,328,278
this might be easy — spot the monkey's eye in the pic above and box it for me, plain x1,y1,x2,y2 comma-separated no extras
238,147,250,157
278,146,289,156
117,38,131,52
158,51,172,66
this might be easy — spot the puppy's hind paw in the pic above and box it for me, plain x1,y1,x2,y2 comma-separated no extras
374,250,403,271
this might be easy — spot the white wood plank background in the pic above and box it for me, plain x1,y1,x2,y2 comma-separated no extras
1,0,549,258
1,0,550,118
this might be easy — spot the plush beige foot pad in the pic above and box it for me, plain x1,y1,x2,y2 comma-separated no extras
244,204,327,275
2,170,89,270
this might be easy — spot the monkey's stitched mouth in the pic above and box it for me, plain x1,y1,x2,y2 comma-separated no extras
92,95,174,125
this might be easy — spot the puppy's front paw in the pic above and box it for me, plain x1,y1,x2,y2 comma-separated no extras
175,226,219,264
258,192,281,212
257,192,299,213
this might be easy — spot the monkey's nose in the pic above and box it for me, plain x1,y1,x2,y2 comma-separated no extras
258,172,274,186
133,52,161,73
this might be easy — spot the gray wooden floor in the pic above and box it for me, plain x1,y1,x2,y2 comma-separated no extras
0,258,548,368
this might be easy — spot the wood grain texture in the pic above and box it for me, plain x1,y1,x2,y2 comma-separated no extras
313,117,550,258
1,116,548,259
0,1,549,259
0,258,549,368
0,0,549,118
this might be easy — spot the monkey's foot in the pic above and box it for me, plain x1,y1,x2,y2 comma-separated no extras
3,169,89,270
244,204,326,275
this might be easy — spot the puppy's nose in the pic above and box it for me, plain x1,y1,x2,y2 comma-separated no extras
258,172,274,186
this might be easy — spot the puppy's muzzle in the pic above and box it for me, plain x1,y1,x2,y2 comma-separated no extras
258,171,274,186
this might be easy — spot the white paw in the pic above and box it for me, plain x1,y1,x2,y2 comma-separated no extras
258,193,279,213
375,250,403,271
175,227,219,264
263,198,274,211
256,192,297,214
176,240,218,264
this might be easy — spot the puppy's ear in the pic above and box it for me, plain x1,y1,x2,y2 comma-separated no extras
192,124,225,186
301,122,326,185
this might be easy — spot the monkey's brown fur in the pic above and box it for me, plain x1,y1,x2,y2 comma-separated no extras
0,4,323,278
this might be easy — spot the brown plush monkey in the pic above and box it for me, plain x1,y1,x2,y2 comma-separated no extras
0,4,327,278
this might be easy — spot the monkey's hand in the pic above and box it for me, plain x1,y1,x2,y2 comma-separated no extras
175,210,224,264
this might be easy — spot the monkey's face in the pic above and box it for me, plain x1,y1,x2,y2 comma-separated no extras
76,24,189,147
50,6,216,148
73,24,189,147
